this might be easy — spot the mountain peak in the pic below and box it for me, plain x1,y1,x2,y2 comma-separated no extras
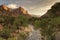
0,4,9,11
0,4,31,17
18,7,28,14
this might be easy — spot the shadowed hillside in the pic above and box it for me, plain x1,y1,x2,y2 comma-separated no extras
41,2,60,18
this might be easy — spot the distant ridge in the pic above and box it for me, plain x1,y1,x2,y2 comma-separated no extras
0,4,31,18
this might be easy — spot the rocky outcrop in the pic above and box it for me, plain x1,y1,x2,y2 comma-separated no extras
0,4,10,11
19,7,28,14
0,4,31,17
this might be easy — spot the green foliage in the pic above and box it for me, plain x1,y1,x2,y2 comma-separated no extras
18,15,29,26
0,29,11,40
0,2,60,40
0,13,29,40
40,2,60,40
34,20,41,29
51,17,60,24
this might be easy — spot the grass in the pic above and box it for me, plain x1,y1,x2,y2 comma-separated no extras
51,17,60,24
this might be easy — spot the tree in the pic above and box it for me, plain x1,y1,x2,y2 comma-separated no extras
0,29,11,40
33,20,41,29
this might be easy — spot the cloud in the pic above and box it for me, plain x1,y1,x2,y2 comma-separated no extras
7,4,18,9
29,5,51,15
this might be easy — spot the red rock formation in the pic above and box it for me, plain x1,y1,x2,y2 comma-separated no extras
0,4,32,18
0,4,10,11
19,7,28,14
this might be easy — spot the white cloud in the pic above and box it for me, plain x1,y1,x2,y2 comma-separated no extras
29,5,52,16
7,4,18,9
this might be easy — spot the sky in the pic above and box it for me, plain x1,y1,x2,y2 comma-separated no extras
0,0,60,16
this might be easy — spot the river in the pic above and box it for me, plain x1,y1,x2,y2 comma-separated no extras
25,25,42,40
